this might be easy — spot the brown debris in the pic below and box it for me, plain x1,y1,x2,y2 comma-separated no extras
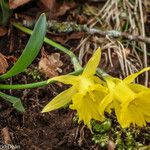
107,140,116,150
38,0,57,19
38,48,63,78
1,127,12,145
50,32,84,44
40,0,56,11
9,0,32,9
0,53,9,74
76,15,87,24
55,2,77,18
65,32,85,42
6,56,17,64
39,1,77,19
0,27,7,37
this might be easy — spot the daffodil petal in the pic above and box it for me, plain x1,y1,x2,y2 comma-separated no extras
70,92,104,129
88,84,108,104
42,86,76,112
99,94,113,116
69,92,84,111
120,105,146,127
118,91,150,127
129,83,150,93
119,106,132,128
132,107,145,126
105,77,118,90
123,67,150,84
145,115,150,122
113,81,135,103
134,92,150,116
47,75,79,85
93,76,106,85
91,84,108,93
82,47,101,77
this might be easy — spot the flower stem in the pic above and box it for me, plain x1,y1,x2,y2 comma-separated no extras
0,81,48,90
0,68,83,90
96,68,110,78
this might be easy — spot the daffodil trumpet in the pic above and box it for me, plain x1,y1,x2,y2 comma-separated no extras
42,48,108,128
99,67,150,128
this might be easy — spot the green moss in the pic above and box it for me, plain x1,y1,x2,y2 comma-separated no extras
25,67,42,80
91,119,111,134
92,133,109,148
91,115,150,149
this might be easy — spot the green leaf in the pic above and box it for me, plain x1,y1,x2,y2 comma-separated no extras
0,0,12,26
0,91,25,112
0,13,47,79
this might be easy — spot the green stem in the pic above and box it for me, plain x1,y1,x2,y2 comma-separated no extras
12,22,82,71
0,91,25,112
0,81,48,90
0,68,83,90
96,68,110,78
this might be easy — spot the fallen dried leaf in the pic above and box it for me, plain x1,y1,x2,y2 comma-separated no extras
50,35,66,44
0,53,9,74
56,2,76,17
38,0,57,19
76,15,87,24
9,0,32,9
49,32,84,44
40,0,56,10
39,1,76,19
0,27,7,37
6,56,17,64
65,32,85,42
38,49,63,78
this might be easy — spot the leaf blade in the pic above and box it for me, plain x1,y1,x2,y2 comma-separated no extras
0,0,12,26
0,91,25,112
0,13,47,79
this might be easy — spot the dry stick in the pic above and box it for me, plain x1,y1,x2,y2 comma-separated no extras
86,28,150,44
23,20,150,44
139,0,148,86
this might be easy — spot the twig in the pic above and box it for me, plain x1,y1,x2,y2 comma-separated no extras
87,28,150,44
22,20,150,44
139,0,148,86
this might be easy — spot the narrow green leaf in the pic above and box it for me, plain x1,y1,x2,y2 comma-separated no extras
0,91,25,112
0,13,47,79
0,0,12,26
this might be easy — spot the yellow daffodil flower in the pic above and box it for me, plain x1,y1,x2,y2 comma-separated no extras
99,67,150,128
42,48,108,128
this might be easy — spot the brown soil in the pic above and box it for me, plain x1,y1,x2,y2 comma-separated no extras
0,81,94,149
